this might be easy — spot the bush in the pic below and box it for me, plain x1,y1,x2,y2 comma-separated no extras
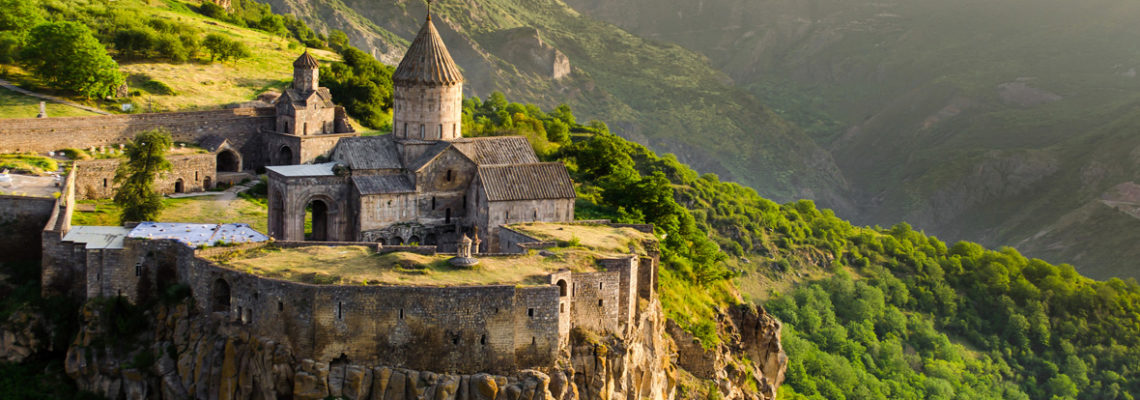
202,33,250,62
58,148,91,160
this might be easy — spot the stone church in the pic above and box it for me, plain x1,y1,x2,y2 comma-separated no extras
266,11,576,251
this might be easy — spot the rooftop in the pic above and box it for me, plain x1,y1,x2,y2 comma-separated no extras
210,222,655,286
62,226,131,250
266,162,337,177
127,222,269,247
215,245,601,286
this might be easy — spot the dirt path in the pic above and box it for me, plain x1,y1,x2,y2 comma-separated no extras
0,78,111,116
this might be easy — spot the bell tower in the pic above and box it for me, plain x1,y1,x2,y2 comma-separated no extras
293,51,319,94
391,4,465,141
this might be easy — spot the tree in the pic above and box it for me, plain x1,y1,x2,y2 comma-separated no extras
21,22,124,98
114,130,173,224
328,30,350,52
202,33,250,62
0,0,43,33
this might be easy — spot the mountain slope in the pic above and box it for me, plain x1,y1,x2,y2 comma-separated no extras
256,0,851,205
558,0,1140,279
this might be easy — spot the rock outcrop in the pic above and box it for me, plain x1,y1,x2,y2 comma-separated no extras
666,305,786,400
63,295,701,400
0,310,46,363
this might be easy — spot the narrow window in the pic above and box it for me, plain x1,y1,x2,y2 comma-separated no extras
432,197,436,210
598,299,603,307
452,124,456,136
531,337,536,345
103,178,108,187
560,303,565,313
599,282,603,289
399,309,404,319
337,302,343,319
480,335,486,345
463,195,467,209
420,124,425,138
452,335,459,345
533,209,538,220
304,122,309,135
438,124,443,137
195,171,199,181
403,123,408,137
134,263,141,277
445,208,451,224
446,170,452,181
278,301,283,311
528,308,534,318
505,211,510,221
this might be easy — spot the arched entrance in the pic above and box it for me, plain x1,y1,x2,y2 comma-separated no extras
557,280,568,297
278,146,294,165
174,179,184,193
211,279,231,313
216,150,240,172
409,235,421,245
203,176,212,189
305,199,329,241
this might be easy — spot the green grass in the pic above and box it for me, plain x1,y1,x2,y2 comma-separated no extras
0,154,59,175
72,195,268,232
0,90,99,119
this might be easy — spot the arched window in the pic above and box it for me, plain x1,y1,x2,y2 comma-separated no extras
446,170,452,181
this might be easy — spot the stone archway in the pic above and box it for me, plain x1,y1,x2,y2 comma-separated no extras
211,278,231,313
557,280,568,297
278,146,294,166
174,179,184,193
305,198,330,241
216,149,241,172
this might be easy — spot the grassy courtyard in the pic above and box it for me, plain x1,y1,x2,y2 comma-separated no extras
0,90,99,119
217,244,604,286
72,195,268,233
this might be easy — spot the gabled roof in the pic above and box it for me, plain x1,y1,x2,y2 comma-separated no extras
451,137,539,165
277,88,334,108
407,140,463,172
197,135,229,152
294,51,319,68
393,15,463,86
477,163,575,201
331,135,403,170
266,162,337,177
353,175,415,195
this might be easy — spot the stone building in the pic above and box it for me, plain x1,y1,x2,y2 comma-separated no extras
266,11,576,251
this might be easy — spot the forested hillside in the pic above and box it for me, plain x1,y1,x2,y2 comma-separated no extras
460,92,1140,400
558,0,1140,281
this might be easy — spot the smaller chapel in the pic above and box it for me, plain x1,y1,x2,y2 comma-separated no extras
265,11,576,252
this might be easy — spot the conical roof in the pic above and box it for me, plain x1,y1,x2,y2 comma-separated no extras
294,51,319,68
393,15,464,86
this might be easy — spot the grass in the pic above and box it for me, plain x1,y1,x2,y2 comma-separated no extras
507,222,654,255
0,154,60,175
0,89,99,119
72,195,268,232
217,244,605,286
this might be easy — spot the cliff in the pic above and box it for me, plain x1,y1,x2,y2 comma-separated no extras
57,290,781,400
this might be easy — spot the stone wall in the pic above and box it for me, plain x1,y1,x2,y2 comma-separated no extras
0,108,274,157
74,154,217,199
41,165,80,297
482,198,574,252
393,84,464,141
0,195,55,262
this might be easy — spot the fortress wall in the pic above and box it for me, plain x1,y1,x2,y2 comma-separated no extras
41,166,83,297
569,269,623,335
637,256,658,301
483,198,575,252
496,226,542,254
74,154,217,199
0,108,274,155
173,245,563,373
0,195,55,262
600,256,639,334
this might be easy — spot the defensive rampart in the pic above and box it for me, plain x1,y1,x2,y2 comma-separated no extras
0,108,274,164
0,194,55,262
74,154,217,199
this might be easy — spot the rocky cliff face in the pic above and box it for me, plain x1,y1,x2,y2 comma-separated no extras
60,294,783,400
666,305,785,400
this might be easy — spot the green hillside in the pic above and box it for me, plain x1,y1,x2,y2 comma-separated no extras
256,0,849,204
557,0,1140,280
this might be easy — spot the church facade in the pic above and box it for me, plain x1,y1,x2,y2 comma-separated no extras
265,12,576,252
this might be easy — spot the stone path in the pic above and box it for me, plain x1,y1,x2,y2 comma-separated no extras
0,78,111,116
167,178,256,201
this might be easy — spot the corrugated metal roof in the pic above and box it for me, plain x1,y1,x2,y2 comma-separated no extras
331,136,403,170
127,222,269,247
477,163,575,201
392,16,463,86
353,175,415,195
266,162,337,177
63,226,130,249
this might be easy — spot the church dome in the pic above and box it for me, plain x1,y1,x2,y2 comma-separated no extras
393,15,464,86
293,51,319,68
